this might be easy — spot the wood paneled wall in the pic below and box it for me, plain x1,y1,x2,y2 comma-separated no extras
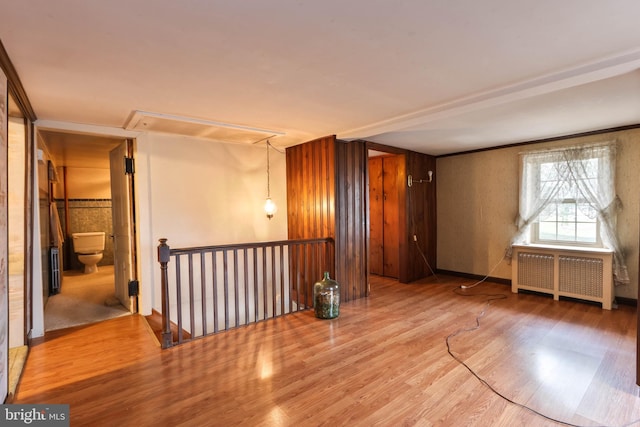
286,135,336,243
403,151,437,282
286,135,336,242
286,136,369,302
334,139,369,301
286,136,435,300
286,136,337,303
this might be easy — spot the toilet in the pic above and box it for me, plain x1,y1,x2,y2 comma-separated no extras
72,232,106,274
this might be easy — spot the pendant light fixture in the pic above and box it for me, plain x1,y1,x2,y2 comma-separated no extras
264,140,277,219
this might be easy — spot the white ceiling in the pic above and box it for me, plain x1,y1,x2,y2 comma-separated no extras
3,1,640,158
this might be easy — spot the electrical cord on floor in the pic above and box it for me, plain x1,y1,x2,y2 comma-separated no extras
448,285,640,427
459,250,507,289
404,180,637,425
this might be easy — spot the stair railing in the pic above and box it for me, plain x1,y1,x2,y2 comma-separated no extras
157,237,334,348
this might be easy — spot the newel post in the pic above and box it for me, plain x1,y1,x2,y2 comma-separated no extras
158,238,173,349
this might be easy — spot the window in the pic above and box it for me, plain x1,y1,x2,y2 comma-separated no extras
531,158,600,246
509,141,629,284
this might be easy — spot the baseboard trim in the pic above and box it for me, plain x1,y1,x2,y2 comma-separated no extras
436,269,637,307
615,296,637,307
436,269,511,286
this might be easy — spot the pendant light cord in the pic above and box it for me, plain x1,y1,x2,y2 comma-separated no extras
266,140,271,198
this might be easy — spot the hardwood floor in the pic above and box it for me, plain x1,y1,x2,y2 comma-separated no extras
14,275,640,426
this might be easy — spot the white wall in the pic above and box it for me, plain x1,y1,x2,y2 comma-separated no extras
135,133,288,315
437,128,640,300
27,123,289,334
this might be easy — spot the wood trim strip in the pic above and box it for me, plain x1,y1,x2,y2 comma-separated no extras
436,124,640,158
0,40,36,121
615,296,637,307
435,269,511,286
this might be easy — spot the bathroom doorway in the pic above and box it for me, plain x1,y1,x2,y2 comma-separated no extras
37,129,137,332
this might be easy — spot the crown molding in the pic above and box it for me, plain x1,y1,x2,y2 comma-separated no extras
339,48,640,140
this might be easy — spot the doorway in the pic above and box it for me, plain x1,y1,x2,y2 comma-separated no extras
368,150,404,279
37,130,137,332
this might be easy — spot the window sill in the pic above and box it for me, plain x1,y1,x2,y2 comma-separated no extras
512,243,613,255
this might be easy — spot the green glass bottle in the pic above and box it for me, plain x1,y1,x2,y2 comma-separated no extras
314,271,340,319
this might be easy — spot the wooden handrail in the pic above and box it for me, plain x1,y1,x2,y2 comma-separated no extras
167,237,334,255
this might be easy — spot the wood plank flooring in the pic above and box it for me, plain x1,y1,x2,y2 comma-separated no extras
14,275,640,426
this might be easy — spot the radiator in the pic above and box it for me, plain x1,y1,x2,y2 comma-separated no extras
50,246,61,295
511,245,614,309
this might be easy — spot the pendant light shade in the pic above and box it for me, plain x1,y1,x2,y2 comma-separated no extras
264,197,277,219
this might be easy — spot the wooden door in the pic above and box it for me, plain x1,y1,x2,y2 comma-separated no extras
109,141,135,312
382,156,400,278
369,157,384,275
368,155,400,278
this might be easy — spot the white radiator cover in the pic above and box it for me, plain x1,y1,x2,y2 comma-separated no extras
511,244,614,309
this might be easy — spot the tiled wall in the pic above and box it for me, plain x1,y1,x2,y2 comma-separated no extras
57,199,114,271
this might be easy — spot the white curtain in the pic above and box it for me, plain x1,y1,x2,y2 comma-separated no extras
509,141,629,285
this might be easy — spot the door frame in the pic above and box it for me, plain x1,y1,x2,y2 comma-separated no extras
110,138,138,313
33,124,140,330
